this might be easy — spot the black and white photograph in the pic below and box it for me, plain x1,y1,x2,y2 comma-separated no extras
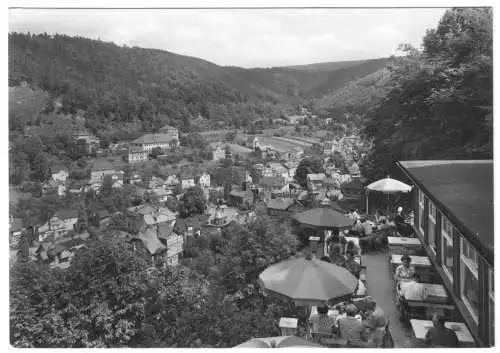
7,2,494,349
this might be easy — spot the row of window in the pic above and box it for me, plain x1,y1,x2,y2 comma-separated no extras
417,188,494,345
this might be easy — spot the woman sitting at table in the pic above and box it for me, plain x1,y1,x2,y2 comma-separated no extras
395,254,416,282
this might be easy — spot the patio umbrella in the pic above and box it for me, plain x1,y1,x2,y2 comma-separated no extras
365,176,412,214
258,256,357,307
293,208,353,229
234,335,322,348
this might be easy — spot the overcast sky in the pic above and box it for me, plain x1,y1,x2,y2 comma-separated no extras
9,8,447,68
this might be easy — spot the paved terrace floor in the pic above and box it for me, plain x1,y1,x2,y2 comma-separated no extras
363,250,414,348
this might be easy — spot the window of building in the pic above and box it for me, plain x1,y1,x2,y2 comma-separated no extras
418,189,425,234
460,237,479,323
441,215,454,282
428,201,436,253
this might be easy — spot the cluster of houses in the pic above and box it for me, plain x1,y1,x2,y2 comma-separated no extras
12,158,362,270
209,142,254,162
13,118,370,273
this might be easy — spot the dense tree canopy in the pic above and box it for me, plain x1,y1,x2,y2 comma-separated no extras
178,186,207,218
11,210,302,348
294,157,325,187
8,33,303,138
358,8,492,180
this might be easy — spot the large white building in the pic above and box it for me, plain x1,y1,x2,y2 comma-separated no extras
128,130,180,163
131,133,179,152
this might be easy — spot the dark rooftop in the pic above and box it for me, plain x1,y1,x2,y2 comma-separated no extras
229,190,254,198
260,176,285,188
174,215,209,234
398,160,493,262
266,198,295,210
54,209,79,220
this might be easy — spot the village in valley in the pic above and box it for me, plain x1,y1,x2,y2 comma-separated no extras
8,7,493,349
10,110,370,269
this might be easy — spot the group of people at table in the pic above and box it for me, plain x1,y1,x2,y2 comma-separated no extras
309,296,390,347
395,254,460,347
343,207,414,252
347,206,414,237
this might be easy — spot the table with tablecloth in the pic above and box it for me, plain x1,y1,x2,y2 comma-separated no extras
398,283,455,320
388,236,423,255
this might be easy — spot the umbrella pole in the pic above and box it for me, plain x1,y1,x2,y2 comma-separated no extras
366,191,369,215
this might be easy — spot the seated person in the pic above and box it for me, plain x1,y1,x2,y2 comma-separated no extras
329,244,346,267
395,206,405,225
395,254,416,282
374,209,383,223
351,219,364,236
338,304,374,347
328,234,344,252
311,305,337,336
345,240,360,257
363,301,388,347
363,300,387,329
395,206,413,237
361,218,373,237
424,314,460,347
378,217,392,232
344,252,361,278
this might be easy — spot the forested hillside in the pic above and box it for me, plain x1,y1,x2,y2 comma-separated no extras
314,68,392,112
358,8,493,180
9,32,270,134
9,32,391,136
302,58,391,98
284,59,372,72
